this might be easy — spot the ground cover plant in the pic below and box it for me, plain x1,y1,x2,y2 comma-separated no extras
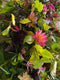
0,0,60,80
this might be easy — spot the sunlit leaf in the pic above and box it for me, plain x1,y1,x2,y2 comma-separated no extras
24,35,34,44
35,0,43,12
43,23,50,31
34,44,53,59
2,25,11,36
20,18,31,24
18,54,23,61
11,14,15,26
11,62,18,65
34,44,43,53
41,49,53,59
41,58,51,63
29,51,39,65
29,44,53,69
31,4,35,12
34,59,42,69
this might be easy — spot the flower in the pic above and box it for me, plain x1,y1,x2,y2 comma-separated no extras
43,4,48,11
18,72,33,80
32,30,47,46
26,62,33,73
26,62,30,73
20,55,24,60
47,3,55,11
26,12,38,27
37,67,45,74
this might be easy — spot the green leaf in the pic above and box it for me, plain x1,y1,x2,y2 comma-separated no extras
0,6,14,14
58,30,60,32
20,18,31,24
0,1,14,14
29,51,39,65
6,1,14,6
18,54,23,61
51,43,60,52
29,44,53,69
34,44,53,59
34,59,42,69
11,58,18,65
38,18,43,27
24,35,34,44
16,0,24,7
40,58,51,63
34,44,43,54
41,49,53,59
11,14,15,26
35,0,43,12
11,62,18,65
40,72,47,78
0,67,10,74
43,23,50,31
2,25,11,36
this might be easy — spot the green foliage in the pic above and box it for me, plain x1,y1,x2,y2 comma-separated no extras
51,43,60,52
29,44,53,69
20,18,31,24
0,1,14,14
0,0,2,8
38,18,44,27
0,67,10,74
43,23,50,31
18,54,23,61
34,59,42,69
38,19,50,29
0,0,60,80
40,72,47,79
35,0,43,12
40,57,51,63
11,61,18,66
40,49,53,59
16,0,24,7
24,35,34,44
1,25,11,36
34,44,53,59
0,35,12,43
56,3,60,11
